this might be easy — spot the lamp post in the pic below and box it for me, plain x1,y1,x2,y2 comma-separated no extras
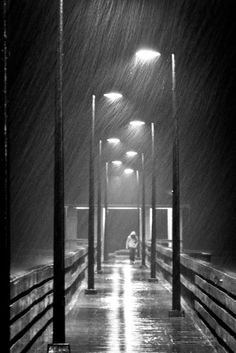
126,150,142,259
86,92,122,290
97,138,121,270
103,160,123,261
141,152,146,267
103,161,109,262
149,122,158,281
85,94,97,295
53,0,65,342
129,120,147,267
2,2,10,351
169,53,184,316
97,139,102,273
52,0,72,348
135,48,183,314
136,170,141,258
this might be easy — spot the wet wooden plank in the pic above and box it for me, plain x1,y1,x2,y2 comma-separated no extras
181,274,196,293
156,258,172,274
65,259,218,353
156,244,172,258
181,255,236,296
194,286,236,334
10,309,53,353
195,275,236,316
195,301,236,352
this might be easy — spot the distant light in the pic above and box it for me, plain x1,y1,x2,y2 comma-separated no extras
107,138,120,144
126,151,138,157
129,120,145,127
103,92,123,100
74,206,89,209
47,343,71,353
135,49,161,61
124,168,134,175
111,160,122,166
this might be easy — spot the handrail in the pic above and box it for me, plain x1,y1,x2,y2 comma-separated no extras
10,245,88,353
146,242,236,353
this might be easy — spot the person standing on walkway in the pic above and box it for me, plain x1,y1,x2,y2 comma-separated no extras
126,231,138,264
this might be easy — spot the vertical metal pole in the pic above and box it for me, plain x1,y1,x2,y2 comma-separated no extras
169,53,183,316
53,0,65,342
141,153,146,267
136,170,141,258
150,122,158,281
97,139,102,273
104,162,109,261
85,95,97,294
2,1,10,350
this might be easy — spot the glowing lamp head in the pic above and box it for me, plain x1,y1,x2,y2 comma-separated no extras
129,120,145,127
124,168,134,175
107,138,120,145
135,49,161,62
111,160,122,167
126,151,138,157
103,92,123,100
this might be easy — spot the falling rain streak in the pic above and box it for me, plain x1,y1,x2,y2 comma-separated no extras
7,0,236,277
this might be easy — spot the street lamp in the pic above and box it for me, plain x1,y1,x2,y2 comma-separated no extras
141,153,146,267
135,49,161,61
169,53,184,317
107,137,120,144
103,160,123,261
129,118,156,275
124,168,134,174
53,0,69,344
112,160,122,166
97,139,103,274
126,150,138,157
2,2,10,351
86,92,122,292
97,134,122,272
103,92,123,100
149,122,158,282
125,149,142,259
103,162,109,262
135,48,183,315
85,94,97,295
129,120,145,127
128,120,147,267
135,170,141,259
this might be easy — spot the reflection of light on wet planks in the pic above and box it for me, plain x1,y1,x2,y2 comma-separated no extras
123,265,139,352
108,268,121,352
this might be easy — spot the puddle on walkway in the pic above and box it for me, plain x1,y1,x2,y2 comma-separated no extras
66,259,217,353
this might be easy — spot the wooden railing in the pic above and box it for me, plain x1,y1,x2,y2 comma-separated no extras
146,242,236,353
10,246,88,353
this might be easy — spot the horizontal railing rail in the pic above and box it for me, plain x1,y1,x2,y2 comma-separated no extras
146,242,236,353
10,245,88,353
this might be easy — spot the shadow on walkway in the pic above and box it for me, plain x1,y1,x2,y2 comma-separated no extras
66,257,217,352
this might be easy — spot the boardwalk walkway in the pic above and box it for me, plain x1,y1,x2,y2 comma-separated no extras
65,256,218,353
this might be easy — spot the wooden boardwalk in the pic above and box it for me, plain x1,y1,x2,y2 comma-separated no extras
65,257,218,352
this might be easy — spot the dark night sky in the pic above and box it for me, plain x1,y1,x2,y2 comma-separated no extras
7,0,236,269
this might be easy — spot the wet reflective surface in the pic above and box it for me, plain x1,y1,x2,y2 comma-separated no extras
66,258,217,352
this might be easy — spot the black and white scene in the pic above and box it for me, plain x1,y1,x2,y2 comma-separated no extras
2,0,236,352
